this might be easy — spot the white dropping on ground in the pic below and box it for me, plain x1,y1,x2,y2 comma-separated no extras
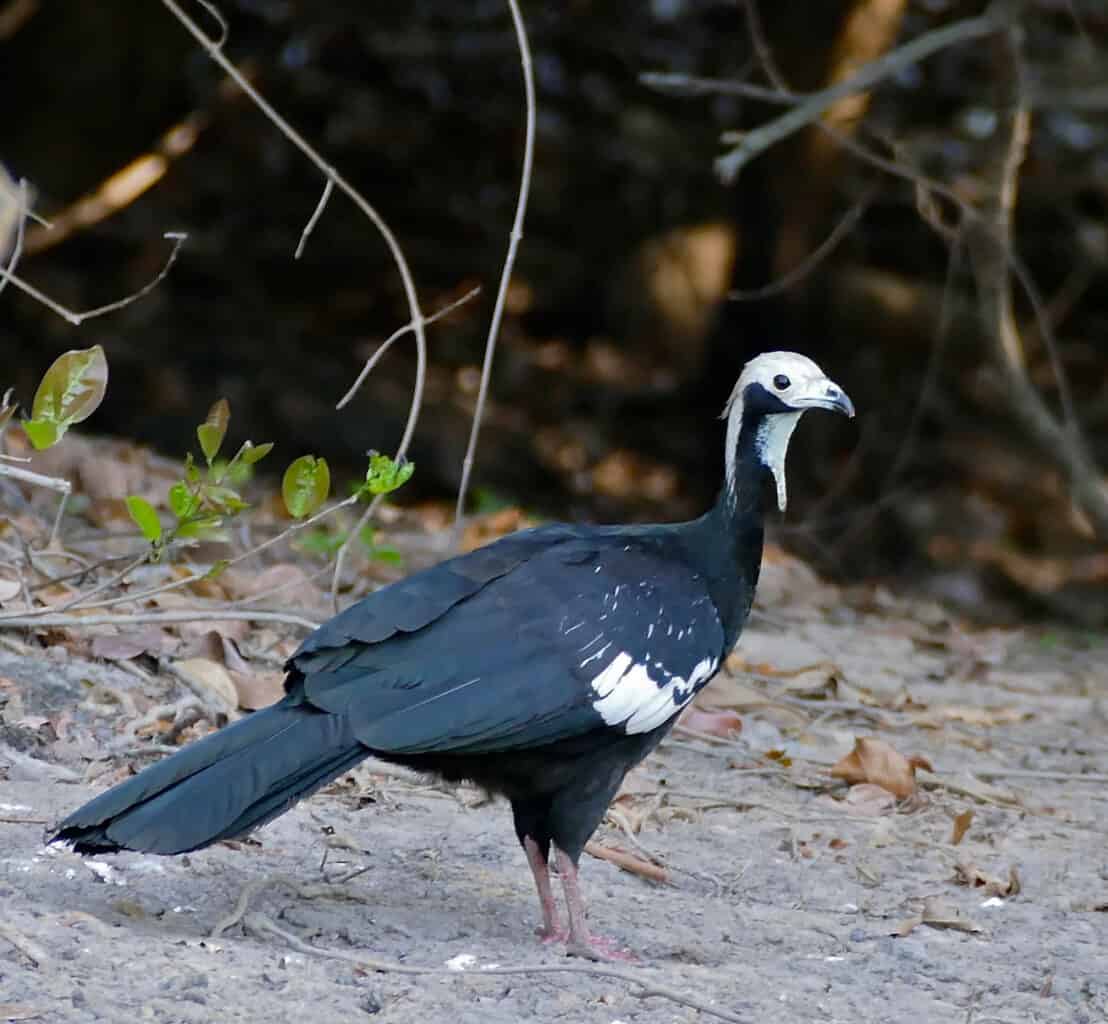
590,652,717,733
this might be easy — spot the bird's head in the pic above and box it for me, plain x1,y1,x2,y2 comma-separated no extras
722,351,854,511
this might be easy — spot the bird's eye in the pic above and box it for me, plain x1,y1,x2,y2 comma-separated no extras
773,374,791,391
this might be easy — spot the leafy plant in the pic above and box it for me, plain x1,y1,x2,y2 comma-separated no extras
22,345,108,449
128,398,274,551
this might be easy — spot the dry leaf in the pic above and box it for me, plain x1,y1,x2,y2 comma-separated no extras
0,1005,43,1022
842,783,897,816
90,628,171,661
920,897,983,933
173,658,238,713
952,861,1020,897
0,578,22,603
831,737,933,799
678,705,742,738
950,809,973,845
229,669,285,711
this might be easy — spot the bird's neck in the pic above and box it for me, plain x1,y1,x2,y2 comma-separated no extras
685,405,772,650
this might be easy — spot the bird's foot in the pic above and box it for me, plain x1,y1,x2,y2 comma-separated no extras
536,925,569,944
564,933,637,963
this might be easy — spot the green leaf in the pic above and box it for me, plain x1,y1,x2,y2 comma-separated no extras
236,440,274,466
371,546,403,566
30,345,109,431
283,455,330,519
206,559,230,580
168,481,199,520
22,418,62,450
197,398,230,465
204,485,248,514
174,515,226,542
184,453,201,485
362,452,414,496
126,496,163,543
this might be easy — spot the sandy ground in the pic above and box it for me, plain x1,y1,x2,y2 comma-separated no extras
2,569,1107,1024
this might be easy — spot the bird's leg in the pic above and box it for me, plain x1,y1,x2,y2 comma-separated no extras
552,845,634,962
523,836,563,941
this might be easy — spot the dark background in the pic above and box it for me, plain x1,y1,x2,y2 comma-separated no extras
2,1,1106,619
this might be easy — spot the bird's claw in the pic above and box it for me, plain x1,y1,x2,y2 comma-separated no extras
564,935,637,963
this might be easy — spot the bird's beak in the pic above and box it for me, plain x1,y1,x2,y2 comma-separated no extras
794,379,855,418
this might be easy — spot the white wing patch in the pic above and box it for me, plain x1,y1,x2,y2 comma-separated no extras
590,653,718,734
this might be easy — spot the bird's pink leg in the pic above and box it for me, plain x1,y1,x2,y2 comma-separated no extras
553,845,635,961
523,837,564,941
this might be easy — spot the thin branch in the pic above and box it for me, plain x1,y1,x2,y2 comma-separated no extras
0,232,187,325
336,285,482,410
159,0,431,602
0,608,319,632
0,175,28,301
294,178,333,260
244,911,744,1024
729,183,876,301
715,4,1005,183
964,17,1108,537
451,0,536,539
640,71,798,105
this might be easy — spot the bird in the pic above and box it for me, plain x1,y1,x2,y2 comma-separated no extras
51,350,853,960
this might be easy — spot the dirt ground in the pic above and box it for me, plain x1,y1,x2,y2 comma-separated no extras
2,557,1107,1024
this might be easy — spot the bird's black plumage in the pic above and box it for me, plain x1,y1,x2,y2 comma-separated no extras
51,351,853,956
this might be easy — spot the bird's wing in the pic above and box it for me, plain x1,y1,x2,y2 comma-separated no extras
288,536,725,754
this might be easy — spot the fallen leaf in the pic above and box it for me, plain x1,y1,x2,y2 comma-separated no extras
0,1005,43,1022
678,705,742,738
950,809,973,845
842,783,897,816
920,896,983,933
952,861,1020,897
893,914,922,937
90,628,171,661
229,669,285,711
173,658,238,713
831,737,932,799
0,578,22,603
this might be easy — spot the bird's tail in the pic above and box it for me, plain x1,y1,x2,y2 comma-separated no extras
51,697,367,855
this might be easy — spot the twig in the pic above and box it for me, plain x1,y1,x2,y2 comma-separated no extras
0,816,48,824
969,768,1108,784
0,920,49,967
640,71,799,105
963,16,1108,538
0,608,319,632
728,184,875,301
451,0,536,540
0,175,28,301
294,178,333,260
158,0,432,604
336,285,482,410
244,911,745,1024
715,5,1005,183
0,459,72,547
0,232,187,325
584,841,669,884
210,875,370,938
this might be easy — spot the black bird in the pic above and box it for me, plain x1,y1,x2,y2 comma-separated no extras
52,351,853,959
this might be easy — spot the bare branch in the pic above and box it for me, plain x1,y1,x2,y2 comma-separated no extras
729,184,876,301
0,232,187,325
159,0,427,455
451,0,536,539
0,608,319,632
964,18,1108,537
715,5,1004,183
294,178,333,260
336,285,481,411
639,71,797,105
0,173,27,300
